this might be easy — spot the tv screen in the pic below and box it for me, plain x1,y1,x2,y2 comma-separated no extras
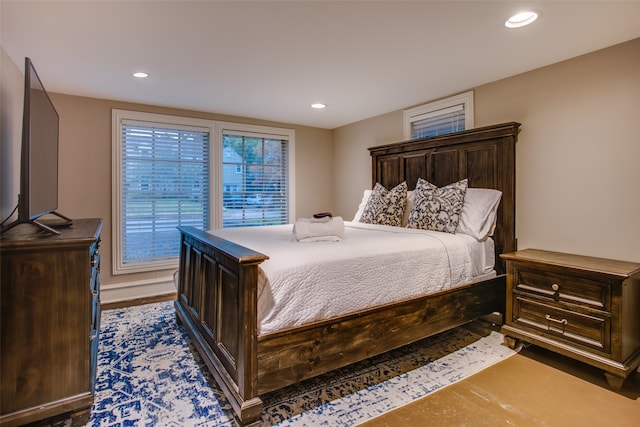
1,57,70,235
24,57,60,220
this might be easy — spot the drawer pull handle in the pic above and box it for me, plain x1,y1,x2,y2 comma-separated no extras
545,314,567,326
551,283,559,292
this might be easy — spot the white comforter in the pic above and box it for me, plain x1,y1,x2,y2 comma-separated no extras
208,222,494,335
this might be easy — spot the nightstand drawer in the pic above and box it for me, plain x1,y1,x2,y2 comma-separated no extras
514,297,610,354
514,267,610,311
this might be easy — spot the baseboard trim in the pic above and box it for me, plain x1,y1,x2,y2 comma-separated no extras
101,275,177,310
102,292,177,310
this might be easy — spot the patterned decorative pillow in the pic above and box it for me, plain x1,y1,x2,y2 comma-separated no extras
359,182,408,227
406,178,468,233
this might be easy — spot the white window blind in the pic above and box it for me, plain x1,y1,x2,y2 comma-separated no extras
410,104,465,139
222,131,289,228
119,120,209,267
404,91,474,140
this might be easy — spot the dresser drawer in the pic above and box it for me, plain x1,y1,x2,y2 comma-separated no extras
514,296,610,354
514,266,611,311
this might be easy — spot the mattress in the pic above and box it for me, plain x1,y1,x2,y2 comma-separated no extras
208,221,495,335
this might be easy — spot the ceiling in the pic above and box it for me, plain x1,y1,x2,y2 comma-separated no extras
2,1,640,129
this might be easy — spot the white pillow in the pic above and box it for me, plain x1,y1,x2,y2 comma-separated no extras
456,188,502,241
352,189,372,222
401,190,415,227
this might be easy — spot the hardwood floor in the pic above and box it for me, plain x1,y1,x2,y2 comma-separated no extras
363,343,640,426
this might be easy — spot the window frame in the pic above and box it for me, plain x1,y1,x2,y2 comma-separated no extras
112,110,217,274
403,91,474,140
214,121,295,229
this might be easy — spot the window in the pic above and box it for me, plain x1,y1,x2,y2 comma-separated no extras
112,111,294,274
112,110,213,274
219,123,294,228
403,91,474,140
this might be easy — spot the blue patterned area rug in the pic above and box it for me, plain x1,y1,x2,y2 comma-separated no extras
87,302,514,426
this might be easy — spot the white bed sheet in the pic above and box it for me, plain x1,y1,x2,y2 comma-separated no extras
208,221,495,335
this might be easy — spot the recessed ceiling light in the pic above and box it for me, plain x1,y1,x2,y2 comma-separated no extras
133,72,149,78
505,10,540,28
311,103,327,109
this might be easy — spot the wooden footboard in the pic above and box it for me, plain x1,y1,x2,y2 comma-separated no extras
175,226,506,426
175,226,268,425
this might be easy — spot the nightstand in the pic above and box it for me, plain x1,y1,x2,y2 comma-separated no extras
501,248,640,390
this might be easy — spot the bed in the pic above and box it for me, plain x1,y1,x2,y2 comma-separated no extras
175,121,520,426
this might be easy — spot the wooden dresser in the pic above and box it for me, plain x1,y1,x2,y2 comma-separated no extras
1,218,103,426
501,248,640,390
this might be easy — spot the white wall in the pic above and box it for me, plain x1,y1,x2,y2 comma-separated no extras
334,38,640,263
475,38,640,262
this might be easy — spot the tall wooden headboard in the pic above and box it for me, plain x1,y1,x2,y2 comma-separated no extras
368,122,520,274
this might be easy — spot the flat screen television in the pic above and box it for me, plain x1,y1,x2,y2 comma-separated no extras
1,57,71,235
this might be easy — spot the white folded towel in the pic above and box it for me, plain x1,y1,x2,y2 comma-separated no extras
292,216,344,242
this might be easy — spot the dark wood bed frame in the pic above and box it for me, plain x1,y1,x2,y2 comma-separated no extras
175,122,521,426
